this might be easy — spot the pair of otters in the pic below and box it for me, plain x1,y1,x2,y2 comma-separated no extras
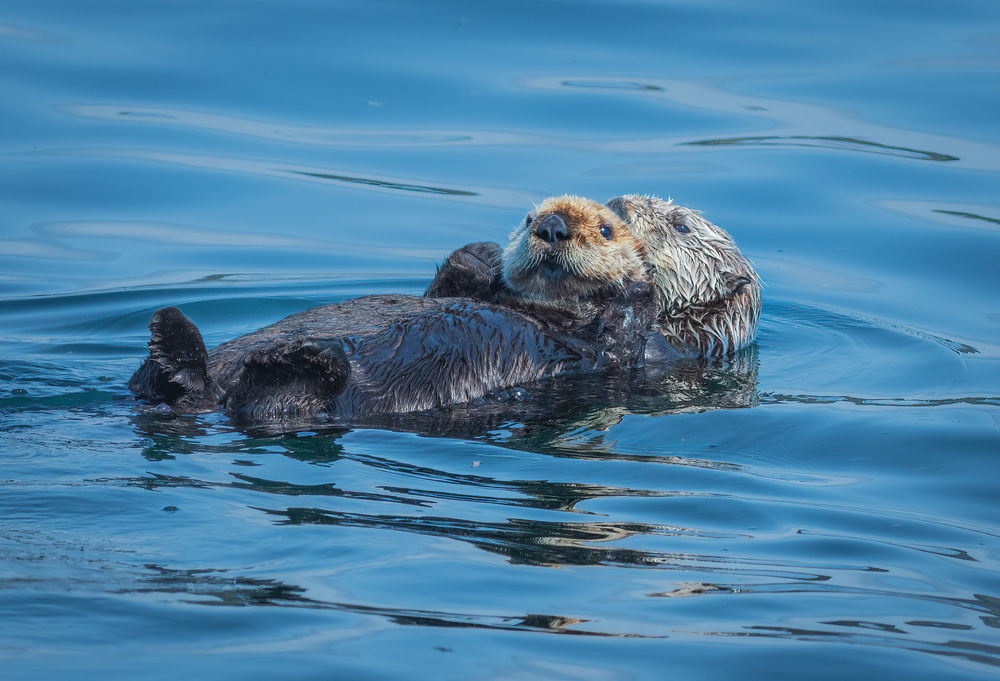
128,195,762,423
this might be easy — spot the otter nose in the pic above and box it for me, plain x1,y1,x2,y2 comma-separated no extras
534,214,570,244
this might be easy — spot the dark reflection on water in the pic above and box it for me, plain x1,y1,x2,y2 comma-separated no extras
118,470,426,506
288,170,479,196
260,506,695,569
934,209,1000,228
660,587,1000,668
127,566,641,638
731,626,1000,668
110,562,1000,659
764,394,1000,408
561,80,666,92
684,135,961,162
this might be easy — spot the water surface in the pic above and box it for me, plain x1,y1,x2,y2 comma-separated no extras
2,1,999,679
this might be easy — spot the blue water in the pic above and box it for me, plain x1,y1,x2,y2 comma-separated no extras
2,1,999,678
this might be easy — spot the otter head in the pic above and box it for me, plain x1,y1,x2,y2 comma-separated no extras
606,195,762,356
502,195,649,304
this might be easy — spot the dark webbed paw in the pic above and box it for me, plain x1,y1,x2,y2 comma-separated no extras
225,339,351,421
591,280,658,370
425,241,503,300
127,306,219,412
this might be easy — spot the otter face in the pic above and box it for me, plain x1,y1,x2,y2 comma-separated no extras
606,195,762,356
502,195,648,302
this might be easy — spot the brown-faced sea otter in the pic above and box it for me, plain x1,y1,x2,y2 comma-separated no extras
427,195,761,357
128,196,655,422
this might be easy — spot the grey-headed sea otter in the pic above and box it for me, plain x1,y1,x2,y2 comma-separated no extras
128,196,656,422
427,195,761,357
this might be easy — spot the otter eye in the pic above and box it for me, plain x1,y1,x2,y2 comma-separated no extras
599,223,614,240
525,215,534,228
673,222,690,234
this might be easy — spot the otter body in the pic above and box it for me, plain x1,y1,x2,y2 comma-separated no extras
129,197,654,423
427,195,761,357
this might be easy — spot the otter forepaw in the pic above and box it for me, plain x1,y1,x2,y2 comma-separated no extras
591,281,657,370
614,280,657,318
623,279,655,300
425,241,503,300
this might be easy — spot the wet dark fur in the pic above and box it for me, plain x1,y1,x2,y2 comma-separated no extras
129,197,655,424
129,286,655,424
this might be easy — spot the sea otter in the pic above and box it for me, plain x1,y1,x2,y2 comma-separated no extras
427,195,761,357
128,196,655,422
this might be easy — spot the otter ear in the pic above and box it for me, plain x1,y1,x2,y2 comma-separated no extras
605,197,628,221
720,271,752,297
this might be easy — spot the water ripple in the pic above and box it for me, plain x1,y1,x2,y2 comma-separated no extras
124,565,657,638
520,76,1000,170
31,219,446,259
57,104,483,147
690,622,1000,668
764,393,1000,408
53,81,1000,172
34,148,531,206
288,170,476,196
683,135,960,162
874,199,1000,232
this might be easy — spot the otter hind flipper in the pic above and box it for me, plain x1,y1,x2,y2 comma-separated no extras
127,306,219,412
425,241,503,300
224,339,351,421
